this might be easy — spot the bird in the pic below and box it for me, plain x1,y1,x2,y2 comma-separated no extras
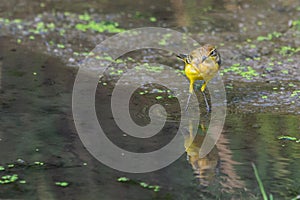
177,44,221,112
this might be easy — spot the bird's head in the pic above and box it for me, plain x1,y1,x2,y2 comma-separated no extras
199,44,221,66
177,44,221,67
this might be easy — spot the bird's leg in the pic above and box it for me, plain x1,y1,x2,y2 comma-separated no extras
185,80,194,111
201,91,211,112
185,93,192,111
200,82,211,112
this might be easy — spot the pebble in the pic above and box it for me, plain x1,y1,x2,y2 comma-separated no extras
68,57,75,63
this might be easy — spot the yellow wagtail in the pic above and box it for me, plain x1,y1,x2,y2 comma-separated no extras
177,44,221,112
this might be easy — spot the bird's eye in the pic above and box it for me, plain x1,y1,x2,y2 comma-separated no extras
209,49,217,57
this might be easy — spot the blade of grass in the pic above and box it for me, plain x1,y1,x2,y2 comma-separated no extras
269,194,273,200
291,195,300,200
251,162,268,200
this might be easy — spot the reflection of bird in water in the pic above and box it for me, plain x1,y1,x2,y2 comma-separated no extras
182,119,245,193
177,44,221,112
183,121,219,187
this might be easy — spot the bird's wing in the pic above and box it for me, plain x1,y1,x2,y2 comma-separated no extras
190,62,201,74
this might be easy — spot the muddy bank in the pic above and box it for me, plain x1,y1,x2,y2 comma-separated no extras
0,1,299,114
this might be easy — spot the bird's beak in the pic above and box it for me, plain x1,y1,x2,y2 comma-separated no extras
201,56,207,63
177,54,188,61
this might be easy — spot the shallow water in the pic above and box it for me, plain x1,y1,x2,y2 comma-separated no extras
0,0,300,199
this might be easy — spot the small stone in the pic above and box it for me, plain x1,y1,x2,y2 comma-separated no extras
68,57,75,63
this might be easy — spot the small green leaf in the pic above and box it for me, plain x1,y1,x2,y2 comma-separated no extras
291,90,300,97
140,182,149,188
117,177,130,182
57,44,65,49
79,13,91,21
34,161,44,166
278,136,297,141
149,17,157,22
7,164,14,168
261,95,268,99
153,186,160,192
257,21,263,26
55,181,69,187
266,67,273,71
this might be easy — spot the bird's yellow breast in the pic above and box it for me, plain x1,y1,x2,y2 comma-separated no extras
184,64,204,81
184,61,219,83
